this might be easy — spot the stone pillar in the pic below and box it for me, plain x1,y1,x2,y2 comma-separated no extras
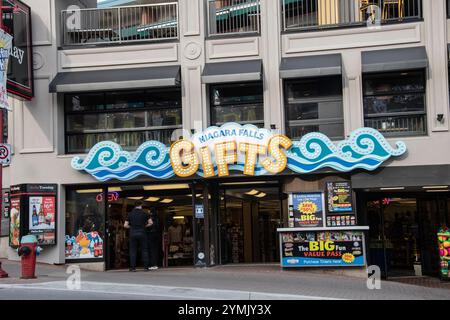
178,0,207,133
423,0,449,132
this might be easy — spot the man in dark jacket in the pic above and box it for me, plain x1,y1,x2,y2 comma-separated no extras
147,208,161,270
124,200,152,272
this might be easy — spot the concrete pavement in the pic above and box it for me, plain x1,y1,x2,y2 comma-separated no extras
1,259,450,300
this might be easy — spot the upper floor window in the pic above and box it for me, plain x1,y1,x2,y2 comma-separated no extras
65,88,182,154
210,82,264,127
284,76,344,140
363,70,427,137
207,0,261,36
282,0,422,32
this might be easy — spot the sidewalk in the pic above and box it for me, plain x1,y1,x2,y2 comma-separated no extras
1,259,450,300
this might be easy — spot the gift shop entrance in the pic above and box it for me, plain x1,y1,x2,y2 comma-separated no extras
215,182,283,265
105,183,195,270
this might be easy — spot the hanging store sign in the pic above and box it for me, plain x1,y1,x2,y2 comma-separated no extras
0,28,12,110
72,123,407,182
2,0,34,101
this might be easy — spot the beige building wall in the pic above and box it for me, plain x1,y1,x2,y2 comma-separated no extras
1,0,450,264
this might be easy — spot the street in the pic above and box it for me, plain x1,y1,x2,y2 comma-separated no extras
1,259,450,300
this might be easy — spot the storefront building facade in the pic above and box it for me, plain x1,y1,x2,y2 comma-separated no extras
2,0,450,278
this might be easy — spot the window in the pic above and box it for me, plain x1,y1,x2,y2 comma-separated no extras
65,88,182,154
363,70,427,137
210,82,264,127
65,188,105,261
284,76,344,140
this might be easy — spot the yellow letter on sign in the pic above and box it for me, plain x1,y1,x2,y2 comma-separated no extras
170,140,199,178
215,141,237,177
239,143,266,176
261,135,293,174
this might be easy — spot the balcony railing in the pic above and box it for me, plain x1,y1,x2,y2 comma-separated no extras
207,0,261,36
364,113,427,137
282,0,422,32
61,2,178,46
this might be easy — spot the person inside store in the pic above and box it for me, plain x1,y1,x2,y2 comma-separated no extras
124,200,153,272
146,207,161,270
168,219,183,245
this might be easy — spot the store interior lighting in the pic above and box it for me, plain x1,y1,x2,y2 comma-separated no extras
143,184,190,191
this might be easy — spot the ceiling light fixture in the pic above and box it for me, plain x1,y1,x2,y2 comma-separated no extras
143,184,190,191
246,189,260,196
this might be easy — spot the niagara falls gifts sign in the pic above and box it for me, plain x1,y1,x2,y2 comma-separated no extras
72,123,407,182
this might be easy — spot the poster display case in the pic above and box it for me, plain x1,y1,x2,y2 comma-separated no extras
9,184,57,248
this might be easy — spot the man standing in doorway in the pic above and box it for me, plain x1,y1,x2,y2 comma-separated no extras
124,200,152,272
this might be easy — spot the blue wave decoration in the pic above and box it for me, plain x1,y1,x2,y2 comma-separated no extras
71,126,406,181
286,127,407,173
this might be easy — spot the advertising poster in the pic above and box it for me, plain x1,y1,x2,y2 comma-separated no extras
65,231,104,260
290,193,324,228
326,181,353,213
438,226,450,280
29,196,56,245
9,197,20,248
281,231,366,267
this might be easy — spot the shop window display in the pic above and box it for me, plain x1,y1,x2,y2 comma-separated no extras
65,189,105,261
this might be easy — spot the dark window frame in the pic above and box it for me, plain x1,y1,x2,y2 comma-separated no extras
64,87,183,154
362,69,427,137
283,75,345,141
209,81,265,127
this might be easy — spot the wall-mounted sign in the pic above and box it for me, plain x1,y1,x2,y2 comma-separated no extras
0,143,11,165
280,230,366,268
289,193,324,228
72,124,407,182
2,0,34,101
195,204,204,219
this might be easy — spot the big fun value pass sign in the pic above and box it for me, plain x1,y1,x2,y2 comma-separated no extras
280,231,366,267
72,123,408,181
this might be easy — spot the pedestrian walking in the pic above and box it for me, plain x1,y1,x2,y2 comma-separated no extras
124,200,153,272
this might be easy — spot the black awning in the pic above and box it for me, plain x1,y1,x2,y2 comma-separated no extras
201,59,262,84
351,165,450,189
280,54,342,79
362,46,428,73
49,65,181,93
